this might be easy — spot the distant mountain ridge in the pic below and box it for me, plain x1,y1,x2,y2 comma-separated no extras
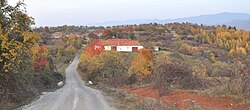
91,12,250,30
226,19,250,30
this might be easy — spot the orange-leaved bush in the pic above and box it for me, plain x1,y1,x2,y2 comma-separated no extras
80,39,103,61
31,46,48,71
129,48,153,79
80,39,104,68
85,39,103,58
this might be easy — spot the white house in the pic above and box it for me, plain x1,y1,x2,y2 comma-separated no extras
97,39,143,52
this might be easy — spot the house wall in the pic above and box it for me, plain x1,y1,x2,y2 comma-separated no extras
95,46,102,50
104,46,143,52
117,46,143,52
104,46,111,51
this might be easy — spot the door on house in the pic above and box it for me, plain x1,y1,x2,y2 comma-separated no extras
132,47,138,52
111,46,117,51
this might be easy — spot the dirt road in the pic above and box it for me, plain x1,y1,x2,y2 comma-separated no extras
20,57,114,110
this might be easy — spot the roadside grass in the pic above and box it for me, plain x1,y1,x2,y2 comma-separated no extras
56,62,71,78
135,98,174,110
92,86,137,110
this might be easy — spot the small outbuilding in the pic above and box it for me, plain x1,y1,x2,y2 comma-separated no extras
154,46,160,52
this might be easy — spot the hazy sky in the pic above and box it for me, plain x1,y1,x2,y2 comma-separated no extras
8,0,250,26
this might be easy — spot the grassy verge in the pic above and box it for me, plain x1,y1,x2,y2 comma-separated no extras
94,86,137,110
56,62,71,80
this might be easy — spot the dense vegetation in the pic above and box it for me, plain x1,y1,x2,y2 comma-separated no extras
0,1,79,109
2,0,249,109
74,23,250,109
33,21,250,109
6,4,249,109
75,22,250,102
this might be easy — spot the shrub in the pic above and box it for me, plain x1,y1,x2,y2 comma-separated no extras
154,59,206,96
192,61,208,78
0,70,63,110
79,51,128,87
227,61,250,96
211,61,250,96
63,45,77,63
128,48,153,80
31,46,48,71
179,44,200,55
211,61,230,77
135,98,172,110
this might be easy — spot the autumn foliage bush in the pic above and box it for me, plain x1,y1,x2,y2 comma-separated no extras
79,51,128,87
79,39,103,72
179,44,201,55
154,59,206,96
80,39,103,64
128,48,153,80
78,39,151,86
0,31,41,74
0,1,65,109
63,45,77,63
31,46,48,71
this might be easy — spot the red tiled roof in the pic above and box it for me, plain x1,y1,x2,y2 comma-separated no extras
98,39,142,46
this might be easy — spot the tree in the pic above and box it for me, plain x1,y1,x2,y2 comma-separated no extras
79,39,103,69
79,51,127,86
101,29,113,39
84,39,103,58
124,25,133,31
128,48,153,80
0,0,34,33
0,0,41,75
88,32,99,39
128,33,135,39
31,46,48,71
64,45,77,63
